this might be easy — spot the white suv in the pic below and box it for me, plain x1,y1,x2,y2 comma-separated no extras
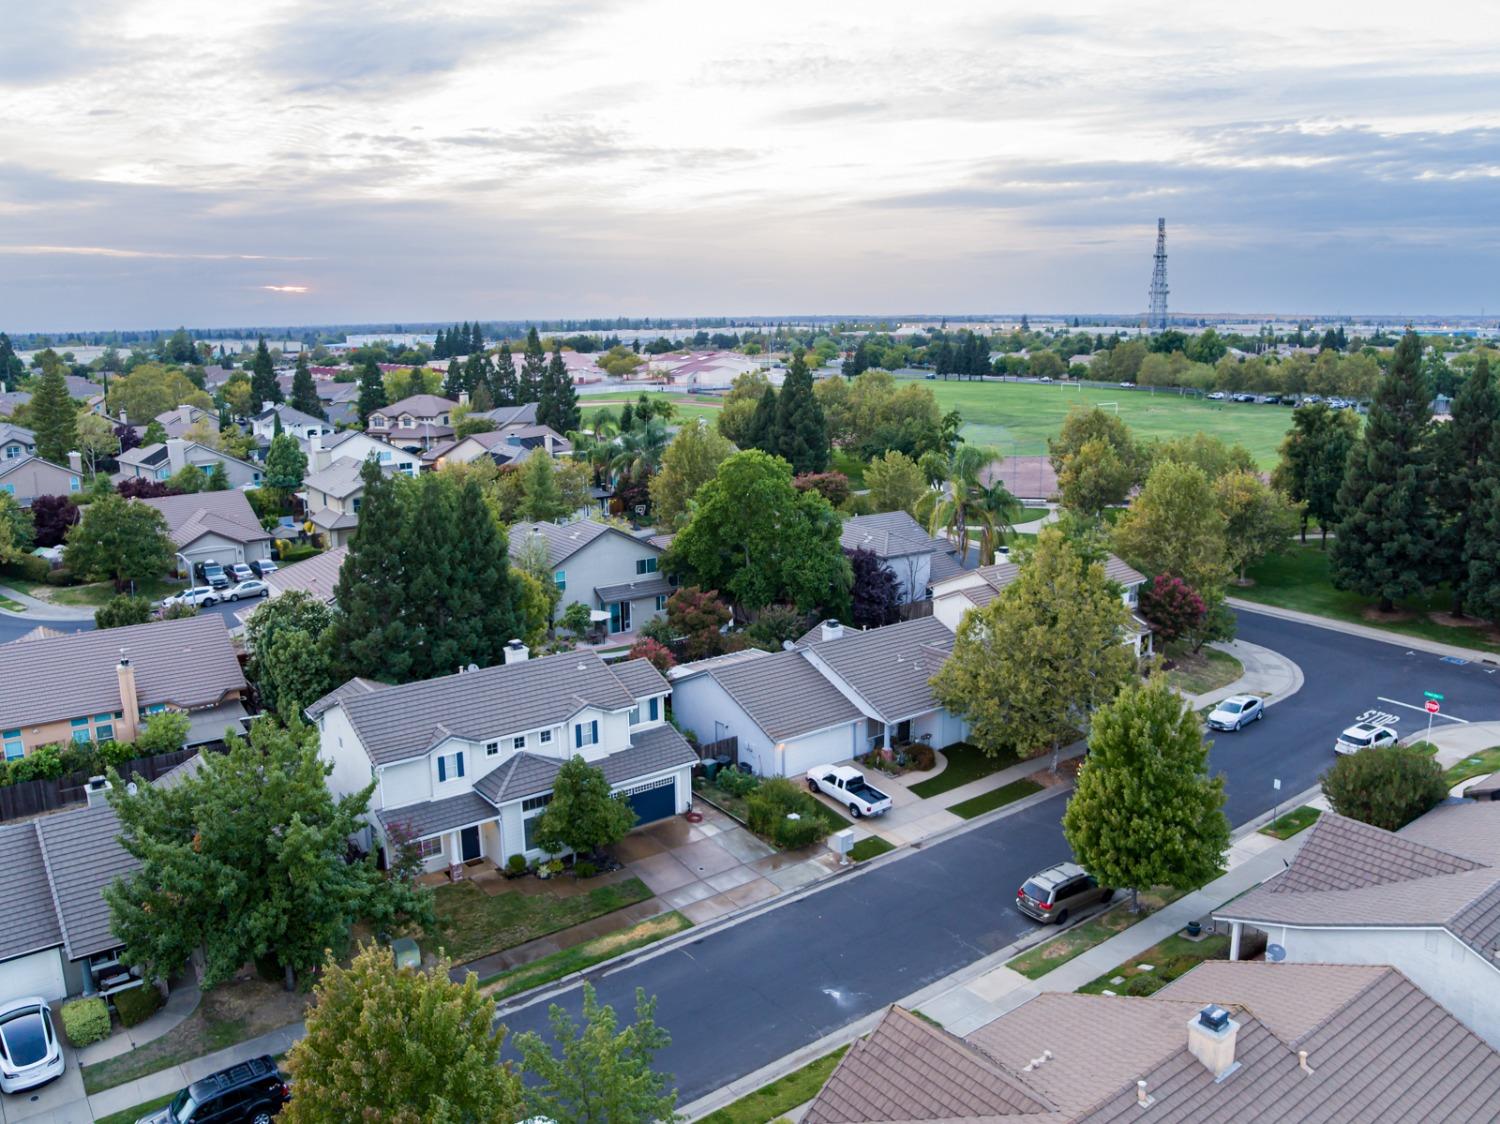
1335,722,1398,755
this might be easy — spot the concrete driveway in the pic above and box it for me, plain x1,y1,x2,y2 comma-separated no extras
0,1041,91,1124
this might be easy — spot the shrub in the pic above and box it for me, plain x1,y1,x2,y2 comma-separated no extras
1321,745,1448,831
906,743,936,771
5,554,51,582
716,768,760,798
506,854,527,876
43,566,73,586
573,860,598,879
775,815,824,850
99,740,139,768
60,997,110,1046
746,777,831,849
136,710,191,755
113,982,164,1027
9,742,64,782
95,594,153,629
160,602,199,620
1124,973,1160,997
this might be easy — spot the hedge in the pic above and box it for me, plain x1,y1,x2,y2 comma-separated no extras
61,997,111,1046
113,983,164,1027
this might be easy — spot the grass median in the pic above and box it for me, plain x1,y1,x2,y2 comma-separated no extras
698,1044,850,1124
1005,887,1187,980
1077,932,1231,997
1260,805,1321,839
481,911,692,1000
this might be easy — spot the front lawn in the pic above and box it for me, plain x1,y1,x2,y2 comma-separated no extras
1005,887,1187,980
1446,746,1500,790
948,778,1043,819
830,449,867,487
699,1045,850,1124
50,576,178,608
1162,646,1242,696
908,742,1021,799
96,1094,175,1124
695,778,852,837
481,911,691,998
1260,805,1321,840
428,877,653,966
850,835,895,862
1077,931,1232,997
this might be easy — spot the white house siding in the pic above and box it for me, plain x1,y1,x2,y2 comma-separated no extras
551,534,664,620
317,707,377,804
379,757,438,809
670,673,861,777
1271,925,1500,1049
910,709,968,748
883,552,933,606
0,948,67,1003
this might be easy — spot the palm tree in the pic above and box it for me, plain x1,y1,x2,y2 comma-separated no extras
920,444,1000,561
609,418,670,483
972,480,1022,565
566,429,617,487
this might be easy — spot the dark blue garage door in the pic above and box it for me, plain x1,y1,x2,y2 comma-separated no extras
626,778,676,825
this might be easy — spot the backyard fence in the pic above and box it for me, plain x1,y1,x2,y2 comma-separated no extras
0,746,201,823
692,735,739,771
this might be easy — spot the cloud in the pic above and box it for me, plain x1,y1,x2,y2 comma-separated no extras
262,284,310,293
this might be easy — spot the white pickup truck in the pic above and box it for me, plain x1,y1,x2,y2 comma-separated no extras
806,764,893,818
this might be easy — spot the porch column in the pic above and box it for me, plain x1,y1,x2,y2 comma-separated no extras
447,829,461,866
882,722,892,750
1229,921,1242,962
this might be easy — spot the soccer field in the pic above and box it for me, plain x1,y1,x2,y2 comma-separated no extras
577,390,722,427
925,380,1297,469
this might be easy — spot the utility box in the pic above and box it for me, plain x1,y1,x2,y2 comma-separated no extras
830,829,855,865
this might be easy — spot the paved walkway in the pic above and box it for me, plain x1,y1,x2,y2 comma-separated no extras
75,980,202,1066
0,583,94,620
1229,598,1500,664
1183,637,1304,711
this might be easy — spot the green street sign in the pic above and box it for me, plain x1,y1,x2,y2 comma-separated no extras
1424,691,1445,701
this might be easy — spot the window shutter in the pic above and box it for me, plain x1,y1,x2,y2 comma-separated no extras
437,757,446,782
591,720,599,743
456,753,465,778
575,724,582,749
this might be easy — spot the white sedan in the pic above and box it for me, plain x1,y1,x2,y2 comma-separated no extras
0,997,64,1094
1206,694,1264,732
223,580,270,602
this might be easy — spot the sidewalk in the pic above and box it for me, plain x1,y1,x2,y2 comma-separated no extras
75,980,202,1067
1230,598,1500,665
1182,637,1304,711
0,583,94,621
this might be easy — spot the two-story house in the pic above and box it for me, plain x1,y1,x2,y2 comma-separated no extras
425,425,573,470
251,403,335,449
0,451,82,507
308,645,695,874
302,458,393,548
365,393,458,452
840,511,966,605
137,491,275,575
0,423,36,463
507,519,670,636
115,438,263,490
307,430,419,477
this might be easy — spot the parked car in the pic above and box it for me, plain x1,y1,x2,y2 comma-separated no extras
1206,694,1264,731
195,560,229,590
0,997,64,1095
136,1055,290,1124
806,764,892,818
1334,722,1398,756
1016,862,1111,925
228,562,254,582
161,587,219,609
1262,394,1282,404
1037,375,1053,383
1206,391,1226,400
224,580,269,602
249,559,279,578
1119,381,1135,388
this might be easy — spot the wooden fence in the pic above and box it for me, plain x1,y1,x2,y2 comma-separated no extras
0,747,199,823
692,735,739,770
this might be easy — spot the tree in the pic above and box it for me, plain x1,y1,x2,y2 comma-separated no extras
356,357,387,424
1432,356,1496,616
1112,460,1228,597
744,386,778,453
538,346,580,434
513,983,677,1124
65,494,173,590
670,450,851,615
1058,436,1134,521
1272,403,1360,543
865,450,927,514
106,363,214,423
648,419,734,530
104,719,432,989
136,710,192,755
246,591,338,719
520,327,547,402
1321,745,1448,831
515,453,571,522
662,585,735,661
918,444,1010,563
1146,433,1257,481
250,337,282,406
770,349,829,474
609,419,670,489
716,369,770,444
281,943,522,1124
1048,405,1139,495
288,352,326,420
848,547,901,629
95,594,153,629
75,411,120,474
491,343,520,405
332,460,415,681
931,528,1135,769
204,461,229,491
1137,575,1206,645
29,368,77,465
263,431,308,499
1214,470,1299,583
626,637,676,673
531,757,637,859
0,492,30,565
1331,331,1436,612
1062,676,1229,911
220,371,256,419
30,493,79,548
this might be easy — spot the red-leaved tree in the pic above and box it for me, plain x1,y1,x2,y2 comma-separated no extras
793,471,851,508
665,585,735,661
30,494,80,548
627,636,676,673
1139,574,1206,645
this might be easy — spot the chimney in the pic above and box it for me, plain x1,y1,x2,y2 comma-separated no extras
86,776,110,808
1186,1005,1240,1082
179,404,193,424
820,619,844,643
116,655,140,742
459,390,470,407
1136,1080,1153,1108
261,400,276,415
165,437,187,468
504,639,530,665
67,450,82,473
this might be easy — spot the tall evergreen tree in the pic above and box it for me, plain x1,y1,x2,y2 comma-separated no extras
1433,357,1496,616
745,386,778,455
551,349,580,433
470,321,484,354
332,460,413,681
29,367,77,465
462,352,488,396
250,337,282,406
443,358,464,399
0,333,23,385
491,342,519,406
1272,402,1359,543
520,327,547,403
1330,330,1436,612
772,349,829,473
288,352,325,419
356,357,387,424
434,327,449,360
1463,363,1500,622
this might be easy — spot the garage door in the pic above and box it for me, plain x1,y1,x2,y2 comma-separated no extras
0,949,67,1002
623,777,676,825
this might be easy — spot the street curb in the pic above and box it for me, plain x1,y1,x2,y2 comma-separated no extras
1231,598,1500,665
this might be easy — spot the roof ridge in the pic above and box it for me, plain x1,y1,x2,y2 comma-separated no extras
32,818,74,959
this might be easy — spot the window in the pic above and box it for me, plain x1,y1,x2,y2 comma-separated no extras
378,450,391,463
94,714,114,742
655,595,668,612
513,735,526,750
416,837,443,860
636,557,658,575
140,703,167,716
539,729,553,745
352,497,362,514
574,720,599,748
371,415,386,428
522,794,552,813
629,706,641,726
69,476,80,493
649,698,660,722
485,741,500,758
70,717,90,744
2,730,21,761
522,794,552,851
554,571,566,591
0,483,11,495
436,751,465,782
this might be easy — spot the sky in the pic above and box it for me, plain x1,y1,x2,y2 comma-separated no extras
3,0,1499,330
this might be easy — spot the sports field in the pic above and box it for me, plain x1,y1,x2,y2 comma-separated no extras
577,390,722,427
924,381,1297,469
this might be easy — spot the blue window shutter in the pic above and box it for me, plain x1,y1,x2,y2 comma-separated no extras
438,757,446,782
591,720,598,743
575,724,582,748
650,698,659,721
456,753,465,778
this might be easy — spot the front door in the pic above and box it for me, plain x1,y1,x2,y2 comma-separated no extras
460,825,481,862
609,600,632,634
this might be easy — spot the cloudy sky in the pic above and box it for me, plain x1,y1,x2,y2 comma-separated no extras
3,0,1498,329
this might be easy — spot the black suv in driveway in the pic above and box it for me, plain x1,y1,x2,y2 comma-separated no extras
137,1055,289,1124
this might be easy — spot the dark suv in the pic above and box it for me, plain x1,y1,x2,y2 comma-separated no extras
137,1055,289,1124
1016,862,1112,925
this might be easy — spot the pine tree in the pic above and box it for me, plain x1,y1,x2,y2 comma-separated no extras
1464,365,1500,621
453,475,523,659
356,357,387,425
1330,330,1436,611
745,386,778,455
29,367,77,465
1062,675,1230,911
772,349,829,473
491,343,519,406
288,352,325,419
443,358,464,399
551,348,579,433
250,337,282,406
463,352,488,396
520,327,547,402
434,327,449,360
401,473,462,680
537,350,558,429
332,460,413,681
1433,357,1496,616
470,321,484,354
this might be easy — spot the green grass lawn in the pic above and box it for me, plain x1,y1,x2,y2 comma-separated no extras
49,576,177,608
1260,805,1322,839
850,835,895,862
948,778,1043,819
1077,932,1232,997
578,391,722,428
1446,746,1500,789
429,877,654,965
831,449,867,487
481,911,691,997
0,594,24,611
923,380,1297,469
1162,646,1243,696
908,742,1021,799
1005,887,1188,980
698,1045,850,1124
95,1093,176,1124
1236,544,1500,653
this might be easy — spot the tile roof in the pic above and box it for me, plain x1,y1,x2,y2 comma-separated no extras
595,576,675,603
473,723,697,804
36,804,138,959
1154,961,1388,1043
302,458,378,500
374,393,457,417
257,403,326,428
309,507,359,531
709,649,864,741
0,615,245,731
646,532,675,551
926,549,967,584
334,650,638,766
0,823,63,961
477,402,539,426
944,554,1146,603
507,519,651,569
610,658,670,699
0,422,35,447
801,616,955,723
266,545,347,604
304,676,389,721
138,491,273,548
840,511,949,558
376,791,498,840
1274,812,1483,894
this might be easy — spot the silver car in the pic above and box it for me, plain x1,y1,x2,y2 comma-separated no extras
224,580,269,602
0,997,64,1094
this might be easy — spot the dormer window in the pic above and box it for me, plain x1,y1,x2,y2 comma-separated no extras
436,751,465,782
513,735,526,750
539,729,553,744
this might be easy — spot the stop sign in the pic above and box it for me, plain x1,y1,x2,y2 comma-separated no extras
1426,699,1440,714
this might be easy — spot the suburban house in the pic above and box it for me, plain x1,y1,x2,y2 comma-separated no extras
507,519,670,636
0,422,36,462
266,544,346,605
308,645,697,873
365,393,458,452
141,404,215,442
805,960,1500,1121
251,403,335,447
301,459,391,548
670,616,967,777
840,510,966,604
930,553,1153,656
0,614,248,761
1214,804,1500,1049
307,430,419,477
137,490,275,575
0,453,82,506
425,425,572,470
0,391,32,418
116,438,264,490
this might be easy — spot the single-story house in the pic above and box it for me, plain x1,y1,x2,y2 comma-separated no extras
116,438,263,490
507,519,670,636
840,510,966,604
0,454,82,506
308,645,696,873
365,393,458,452
135,404,215,442
0,614,247,760
137,490,275,574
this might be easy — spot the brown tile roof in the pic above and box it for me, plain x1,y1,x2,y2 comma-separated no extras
1273,812,1483,893
266,545,347,604
138,490,273,548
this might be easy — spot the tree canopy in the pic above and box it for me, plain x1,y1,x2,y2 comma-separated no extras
1321,745,1448,832
65,493,173,589
1272,402,1360,543
531,758,638,859
1112,459,1228,597
648,418,734,530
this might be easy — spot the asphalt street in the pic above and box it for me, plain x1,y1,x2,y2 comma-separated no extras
0,593,250,642
499,607,1500,1103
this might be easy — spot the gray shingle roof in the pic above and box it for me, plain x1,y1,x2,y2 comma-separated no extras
305,676,389,721
595,576,675,603
473,724,697,805
946,553,1145,601
802,616,954,723
302,457,377,500
377,791,498,840
257,403,325,429
926,549,967,584
335,650,637,766
37,804,137,960
840,511,949,558
0,614,245,731
0,422,35,447
0,823,63,961
507,519,646,569
710,649,864,741
610,658,670,699
138,491,272,548
1277,812,1483,893
373,394,458,417
266,544,347,604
